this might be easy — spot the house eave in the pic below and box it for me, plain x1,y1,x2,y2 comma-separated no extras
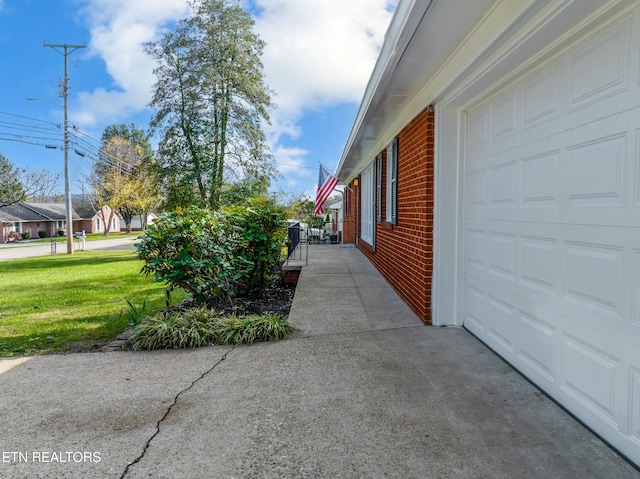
335,0,549,182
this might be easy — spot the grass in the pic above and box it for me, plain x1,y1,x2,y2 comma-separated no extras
0,249,185,357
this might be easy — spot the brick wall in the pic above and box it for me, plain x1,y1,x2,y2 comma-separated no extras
342,176,359,244
347,106,434,324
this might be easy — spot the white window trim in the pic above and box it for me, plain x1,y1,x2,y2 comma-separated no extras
386,138,398,224
360,163,375,245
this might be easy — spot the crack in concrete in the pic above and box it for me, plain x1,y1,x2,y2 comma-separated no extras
119,348,234,478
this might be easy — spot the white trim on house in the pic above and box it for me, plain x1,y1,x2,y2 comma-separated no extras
360,163,375,246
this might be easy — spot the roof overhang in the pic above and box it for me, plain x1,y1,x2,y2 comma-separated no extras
335,0,555,182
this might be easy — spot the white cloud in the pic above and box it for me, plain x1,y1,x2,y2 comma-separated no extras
250,0,396,187
73,0,190,127
252,0,395,118
73,0,395,190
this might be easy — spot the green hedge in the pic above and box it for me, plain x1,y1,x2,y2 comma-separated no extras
136,197,286,308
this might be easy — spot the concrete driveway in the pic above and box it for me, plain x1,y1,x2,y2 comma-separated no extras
0,246,638,478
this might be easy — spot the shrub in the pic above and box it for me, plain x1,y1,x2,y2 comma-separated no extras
57,230,64,236
129,307,216,350
223,197,287,295
21,231,30,240
38,230,48,238
136,200,287,307
136,208,252,307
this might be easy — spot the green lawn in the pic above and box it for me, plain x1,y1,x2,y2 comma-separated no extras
26,231,140,244
0,250,186,357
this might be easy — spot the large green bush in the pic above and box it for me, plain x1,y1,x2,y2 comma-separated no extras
223,197,287,295
136,208,252,307
136,199,286,307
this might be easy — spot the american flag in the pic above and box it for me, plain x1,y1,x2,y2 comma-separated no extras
314,163,338,216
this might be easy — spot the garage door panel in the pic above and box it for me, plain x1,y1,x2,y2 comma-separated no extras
521,150,560,206
522,60,562,128
518,308,558,384
566,133,625,208
563,240,623,317
560,333,620,423
634,250,640,328
488,231,516,281
567,13,632,113
466,109,640,228
519,235,559,295
486,294,517,354
632,368,640,446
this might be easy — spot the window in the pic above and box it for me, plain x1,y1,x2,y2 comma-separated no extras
386,138,398,225
376,153,383,222
96,218,101,231
57,220,63,229
112,218,116,230
360,163,375,245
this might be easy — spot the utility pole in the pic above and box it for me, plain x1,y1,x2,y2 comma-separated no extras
44,43,85,254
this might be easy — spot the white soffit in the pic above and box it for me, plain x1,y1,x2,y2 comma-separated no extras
336,0,567,182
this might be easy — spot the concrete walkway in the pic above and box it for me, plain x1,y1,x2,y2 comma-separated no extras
0,245,638,478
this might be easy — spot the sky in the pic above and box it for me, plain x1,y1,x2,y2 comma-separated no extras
0,0,397,201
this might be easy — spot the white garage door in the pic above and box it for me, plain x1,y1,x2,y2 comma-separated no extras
463,8,640,463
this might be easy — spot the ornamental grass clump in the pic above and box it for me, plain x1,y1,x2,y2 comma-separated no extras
211,313,295,345
129,307,216,351
128,308,296,350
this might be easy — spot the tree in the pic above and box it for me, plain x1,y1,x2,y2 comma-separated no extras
219,173,270,207
0,154,26,208
22,169,62,202
145,0,274,210
91,125,159,234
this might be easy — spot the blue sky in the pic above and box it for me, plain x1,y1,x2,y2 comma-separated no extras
0,0,396,200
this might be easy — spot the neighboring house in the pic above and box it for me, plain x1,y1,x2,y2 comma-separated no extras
336,0,640,465
122,212,158,232
328,201,343,241
0,202,121,242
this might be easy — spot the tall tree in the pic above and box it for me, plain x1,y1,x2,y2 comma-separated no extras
145,0,274,210
0,154,26,208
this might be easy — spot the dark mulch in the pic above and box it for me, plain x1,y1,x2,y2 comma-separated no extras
164,266,297,318
220,268,297,317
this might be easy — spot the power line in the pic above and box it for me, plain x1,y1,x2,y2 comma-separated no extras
0,111,59,126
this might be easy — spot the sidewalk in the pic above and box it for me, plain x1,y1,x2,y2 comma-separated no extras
0,237,137,261
0,245,637,478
